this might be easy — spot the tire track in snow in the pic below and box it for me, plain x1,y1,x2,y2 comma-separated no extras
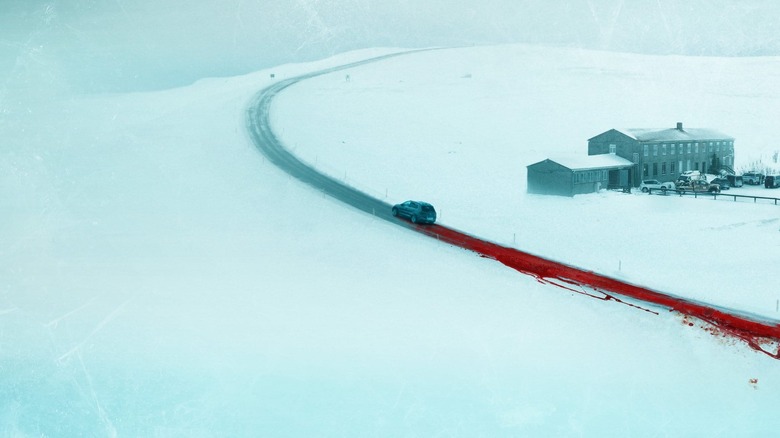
246,50,780,359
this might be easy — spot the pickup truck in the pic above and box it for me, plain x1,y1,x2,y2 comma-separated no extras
675,179,720,193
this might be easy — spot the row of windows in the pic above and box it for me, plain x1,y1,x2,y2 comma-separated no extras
643,160,709,177
643,162,676,177
642,141,734,157
575,170,608,183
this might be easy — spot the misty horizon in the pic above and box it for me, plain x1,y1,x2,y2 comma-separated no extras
3,0,780,95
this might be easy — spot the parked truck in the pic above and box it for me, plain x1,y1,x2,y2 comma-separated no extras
675,178,721,193
726,174,743,187
742,172,765,185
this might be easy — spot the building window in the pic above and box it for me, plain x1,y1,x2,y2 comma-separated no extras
671,161,677,174
695,162,699,171
662,144,667,155
643,164,649,177
671,144,676,155
643,145,649,157
709,142,713,153
688,143,692,154
653,163,658,176
602,170,607,180
662,162,667,175
653,145,658,156
609,144,616,154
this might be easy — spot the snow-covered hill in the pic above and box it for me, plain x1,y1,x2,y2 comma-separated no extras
2,45,780,436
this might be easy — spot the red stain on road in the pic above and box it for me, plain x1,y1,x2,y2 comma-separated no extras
417,223,780,359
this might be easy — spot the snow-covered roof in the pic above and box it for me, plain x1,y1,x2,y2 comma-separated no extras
546,153,634,171
616,126,734,142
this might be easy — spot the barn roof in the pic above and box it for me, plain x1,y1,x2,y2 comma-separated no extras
544,154,634,171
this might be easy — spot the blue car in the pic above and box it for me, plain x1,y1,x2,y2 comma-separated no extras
392,200,437,224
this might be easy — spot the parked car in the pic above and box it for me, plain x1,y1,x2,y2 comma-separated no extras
726,174,743,188
710,177,731,190
678,170,702,180
765,175,780,188
639,179,675,193
676,179,720,193
742,172,765,185
675,171,705,185
392,200,437,224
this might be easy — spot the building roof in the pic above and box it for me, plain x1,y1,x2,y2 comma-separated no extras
541,153,634,171
614,125,734,142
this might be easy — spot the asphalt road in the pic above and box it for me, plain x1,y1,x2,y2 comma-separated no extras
246,51,424,232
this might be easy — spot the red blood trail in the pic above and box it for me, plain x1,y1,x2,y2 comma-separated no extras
418,223,780,359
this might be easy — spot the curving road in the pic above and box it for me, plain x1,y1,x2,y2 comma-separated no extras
246,51,780,359
246,51,417,230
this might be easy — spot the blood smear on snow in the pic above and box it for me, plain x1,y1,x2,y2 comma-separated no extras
416,223,780,360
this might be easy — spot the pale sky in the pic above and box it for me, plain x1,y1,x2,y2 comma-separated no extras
2,0,780,93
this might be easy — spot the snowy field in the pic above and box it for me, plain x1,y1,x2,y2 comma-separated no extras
273,44,780,320
3,45,780,436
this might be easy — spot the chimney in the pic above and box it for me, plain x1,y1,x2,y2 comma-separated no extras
676,122,684,131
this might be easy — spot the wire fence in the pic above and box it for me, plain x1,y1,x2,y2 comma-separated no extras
648,188,780,205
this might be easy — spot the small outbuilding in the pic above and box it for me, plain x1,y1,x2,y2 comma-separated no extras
527,154,635,197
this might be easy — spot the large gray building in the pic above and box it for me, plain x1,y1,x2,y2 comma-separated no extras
587,122,735,187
